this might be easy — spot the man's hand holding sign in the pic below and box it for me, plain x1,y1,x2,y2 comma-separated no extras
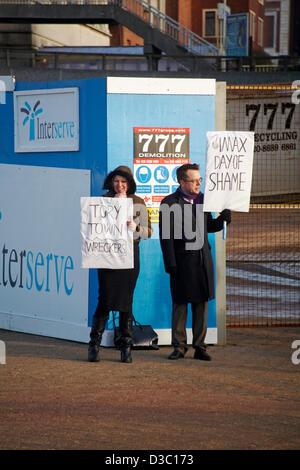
203,131,255,239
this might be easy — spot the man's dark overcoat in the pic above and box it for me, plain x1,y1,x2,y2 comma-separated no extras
159,188,224,304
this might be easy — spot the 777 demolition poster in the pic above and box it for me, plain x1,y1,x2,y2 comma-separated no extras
133,127,190,223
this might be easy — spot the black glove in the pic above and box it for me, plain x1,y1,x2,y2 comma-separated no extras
220,209,231,224
166,266,177,276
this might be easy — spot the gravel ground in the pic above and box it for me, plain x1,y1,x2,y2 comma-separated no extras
1,326,300,451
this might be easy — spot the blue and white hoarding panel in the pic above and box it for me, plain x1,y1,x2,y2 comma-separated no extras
0,164,90,342
0,77,220,345
0,75,15,104
106,77,217,345
14,88,79,153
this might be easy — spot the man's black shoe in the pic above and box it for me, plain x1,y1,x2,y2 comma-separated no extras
168,349,185,360
194,348,211,361
88,344,100,362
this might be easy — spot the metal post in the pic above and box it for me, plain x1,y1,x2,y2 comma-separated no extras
215,81,227,346
223,0,227,54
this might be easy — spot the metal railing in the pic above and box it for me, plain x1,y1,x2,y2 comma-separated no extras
113,0,218,55
1,48,299,73
0,0,219,56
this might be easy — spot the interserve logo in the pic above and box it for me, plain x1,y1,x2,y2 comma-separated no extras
21,100,43,141
20,98,76,142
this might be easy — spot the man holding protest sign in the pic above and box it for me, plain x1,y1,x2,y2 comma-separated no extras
87,166,152,364
159,163,231,361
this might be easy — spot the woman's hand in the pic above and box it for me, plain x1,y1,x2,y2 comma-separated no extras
126,221,137,232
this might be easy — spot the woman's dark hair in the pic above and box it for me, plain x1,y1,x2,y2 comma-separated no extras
103,165,136,195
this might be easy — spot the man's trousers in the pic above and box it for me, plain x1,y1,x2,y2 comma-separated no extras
171,302,208,354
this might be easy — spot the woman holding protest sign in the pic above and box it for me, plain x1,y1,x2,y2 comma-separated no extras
88,166,152,364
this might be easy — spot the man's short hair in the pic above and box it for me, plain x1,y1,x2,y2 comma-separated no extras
176,163,200,183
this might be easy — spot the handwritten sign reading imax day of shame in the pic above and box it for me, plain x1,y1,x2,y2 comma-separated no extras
203,131,254,213
81,197,133,269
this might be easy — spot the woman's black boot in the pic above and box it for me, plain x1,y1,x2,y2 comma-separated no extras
121,346,132,363
88,316,105,362
119,312,133,363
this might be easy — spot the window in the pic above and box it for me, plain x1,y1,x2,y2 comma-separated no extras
249,10,256,42
203,10,217,37
265,15,274,47
264,12,277,50
258,17,264,46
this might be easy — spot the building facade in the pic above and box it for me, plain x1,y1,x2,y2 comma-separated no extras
166,0,266,54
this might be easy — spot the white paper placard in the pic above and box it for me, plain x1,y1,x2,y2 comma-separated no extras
81,197,133,269
203,131,254,212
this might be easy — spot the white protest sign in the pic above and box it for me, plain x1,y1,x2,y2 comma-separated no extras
81,197,133,269
203,131,254,212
